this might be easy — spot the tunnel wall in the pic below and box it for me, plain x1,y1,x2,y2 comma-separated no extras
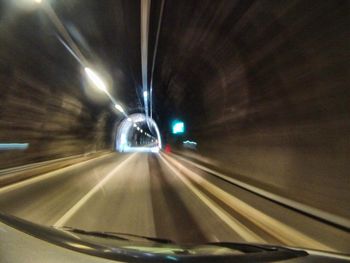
178,122,350,220
158,1,350,219
0,67,115,169
0,7,121,169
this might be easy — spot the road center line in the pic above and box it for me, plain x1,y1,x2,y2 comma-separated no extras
53,153,137,227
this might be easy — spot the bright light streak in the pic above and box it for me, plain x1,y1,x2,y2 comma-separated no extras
115,104,124,113
183,140,197,145
121,146,159,153
84,67,107,92
115,113,163,152
0,143,29,151
143,91,148,98
183,140,197,149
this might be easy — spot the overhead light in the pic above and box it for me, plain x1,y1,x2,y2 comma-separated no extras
34,0,42,3
127,118,132,122
133,123,137,127
84,67,107,92
115,104,124,113
143,91,148,98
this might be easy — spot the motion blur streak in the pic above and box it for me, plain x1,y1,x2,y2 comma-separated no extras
115,113,162,152
53,153,137,227
160,154,264,243
0,143,29,151
161,153,334,251
43,1,87,65
0,0,349,256
0,153,349,252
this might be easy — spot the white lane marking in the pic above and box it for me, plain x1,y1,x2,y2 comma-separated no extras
162,153,336,252
144,154,156,236
159,154,264,243
53,154,137,227
0,153,114,195
171,152,350,231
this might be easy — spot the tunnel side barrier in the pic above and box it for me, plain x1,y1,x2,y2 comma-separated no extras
169,150,350,232
0,150,112,188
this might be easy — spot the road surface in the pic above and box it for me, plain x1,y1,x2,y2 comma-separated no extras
0,153,349,252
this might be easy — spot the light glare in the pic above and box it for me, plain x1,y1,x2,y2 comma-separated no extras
172,121,185,134
115,104,124,113
84,67,107,92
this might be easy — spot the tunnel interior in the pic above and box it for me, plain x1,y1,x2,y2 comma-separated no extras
0,0,348,218
0,0,349,254
115,113,161,152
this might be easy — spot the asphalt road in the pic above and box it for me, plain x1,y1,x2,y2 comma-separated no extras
0,153,349,253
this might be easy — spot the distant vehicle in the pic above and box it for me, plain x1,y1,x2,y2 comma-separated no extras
1,213,349,262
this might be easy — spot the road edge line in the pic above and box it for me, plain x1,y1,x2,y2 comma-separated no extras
159,154,264,243
171,153,350,232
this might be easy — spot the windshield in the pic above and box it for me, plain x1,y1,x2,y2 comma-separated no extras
0,0,349,260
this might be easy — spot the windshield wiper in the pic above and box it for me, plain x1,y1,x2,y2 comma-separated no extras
60,226,173,244
60,226,130,241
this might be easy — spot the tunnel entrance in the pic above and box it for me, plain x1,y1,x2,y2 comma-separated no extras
115,113,162,153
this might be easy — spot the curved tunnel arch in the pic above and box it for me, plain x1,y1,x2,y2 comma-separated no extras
115,113,162,152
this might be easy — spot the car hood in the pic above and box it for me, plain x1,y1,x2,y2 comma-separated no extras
0,212,349,262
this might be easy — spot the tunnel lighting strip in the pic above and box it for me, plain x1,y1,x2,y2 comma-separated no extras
42,2,87,66
149,0,165,122
36,1,129,118
34,2,156,142
171,153,350,232
115,113,161,152
141,0,151,121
